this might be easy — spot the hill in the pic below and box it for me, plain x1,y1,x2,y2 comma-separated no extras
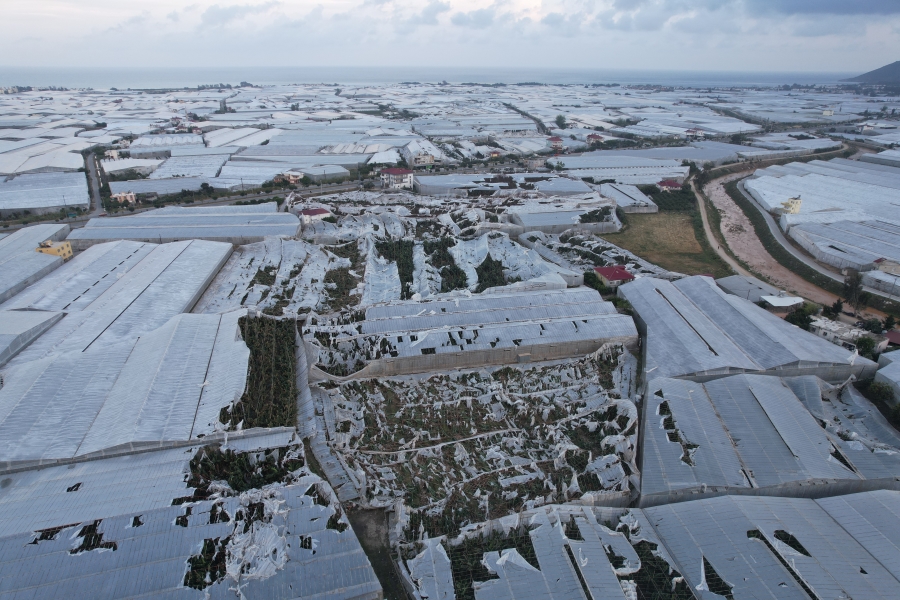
843,61,900,83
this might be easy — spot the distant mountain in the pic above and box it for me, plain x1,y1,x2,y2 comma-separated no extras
843,61,900,83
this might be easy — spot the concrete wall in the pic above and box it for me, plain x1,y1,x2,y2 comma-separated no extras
619,205,658,214
310,335,639,380
509,214,620,235
69,234,287,251
639,477,900,509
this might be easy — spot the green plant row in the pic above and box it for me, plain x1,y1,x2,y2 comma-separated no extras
220,315,297,429
376,239,415,299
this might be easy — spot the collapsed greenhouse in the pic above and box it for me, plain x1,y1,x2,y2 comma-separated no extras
313,343,641,541
0,431,382,600
640,374,900,506
303,288,638,378
402,489,900,600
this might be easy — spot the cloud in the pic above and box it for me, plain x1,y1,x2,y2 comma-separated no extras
451,8,495,29
2,0,900,72
408,1,450,26
200,2,280,27
743,0,900,15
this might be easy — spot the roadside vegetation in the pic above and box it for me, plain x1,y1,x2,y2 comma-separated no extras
723,178,899,315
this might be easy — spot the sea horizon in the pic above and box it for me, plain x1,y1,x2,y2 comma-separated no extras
0,66,860,90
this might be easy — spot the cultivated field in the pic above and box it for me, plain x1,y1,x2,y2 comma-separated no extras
601,211,732,278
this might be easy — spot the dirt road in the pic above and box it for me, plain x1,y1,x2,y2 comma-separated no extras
702,173,841,307
691,179,751,278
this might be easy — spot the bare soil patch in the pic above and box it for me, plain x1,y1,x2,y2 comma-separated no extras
703,174,839,306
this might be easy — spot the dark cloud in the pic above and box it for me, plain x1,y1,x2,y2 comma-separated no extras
744,0,900,15
451,8,495,29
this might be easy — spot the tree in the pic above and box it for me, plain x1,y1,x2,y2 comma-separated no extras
856,336,876,358
868,381,896,405
858,291,872,312
555,115,567,130
785,307,813,331
832,299,844,315
862,318,883,333
885,315,897,331
843,271,865,312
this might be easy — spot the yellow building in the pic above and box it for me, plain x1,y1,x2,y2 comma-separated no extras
780,196,802,214
35,240,73,261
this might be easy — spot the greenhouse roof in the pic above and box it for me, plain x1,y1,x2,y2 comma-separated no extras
2,239,232,362
0,223,69,303
619,276,876,381
0,310,248,467
645,493,900,598
642,374,864,501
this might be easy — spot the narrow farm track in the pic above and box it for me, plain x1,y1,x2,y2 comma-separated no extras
690,179,751,278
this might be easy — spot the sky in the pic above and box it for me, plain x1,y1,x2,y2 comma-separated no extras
2,0,898,72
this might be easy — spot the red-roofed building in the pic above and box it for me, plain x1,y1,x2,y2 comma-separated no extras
587,133,603,144
548,136,564,151
593,266,635,287
381,167,414,190
658,179,682,190
886,329,900,347
299,207,332,225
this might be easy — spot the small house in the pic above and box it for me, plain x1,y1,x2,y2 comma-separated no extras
594,266,635,288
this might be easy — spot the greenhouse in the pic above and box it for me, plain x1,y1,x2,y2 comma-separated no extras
68,203,300,248
0,310,249,466
639,374,900,506
0,223,70,303
619,276,877,382
0,432,381,600
305,288,638,377
3,239,232,362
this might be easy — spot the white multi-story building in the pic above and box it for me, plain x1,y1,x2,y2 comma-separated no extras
380,168,413,189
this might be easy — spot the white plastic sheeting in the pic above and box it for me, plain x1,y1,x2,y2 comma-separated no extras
0,223,70,303
6,239,232,365
0,310,248,466
0,310,64,367
619,276,877,382
68,206,299,248
0,445,195,538
641,374,863,503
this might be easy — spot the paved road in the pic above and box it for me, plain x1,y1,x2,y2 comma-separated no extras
736,179,843,283
85,153,103,216
690,179,752,278
712,173,897,307
736,178,900,304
